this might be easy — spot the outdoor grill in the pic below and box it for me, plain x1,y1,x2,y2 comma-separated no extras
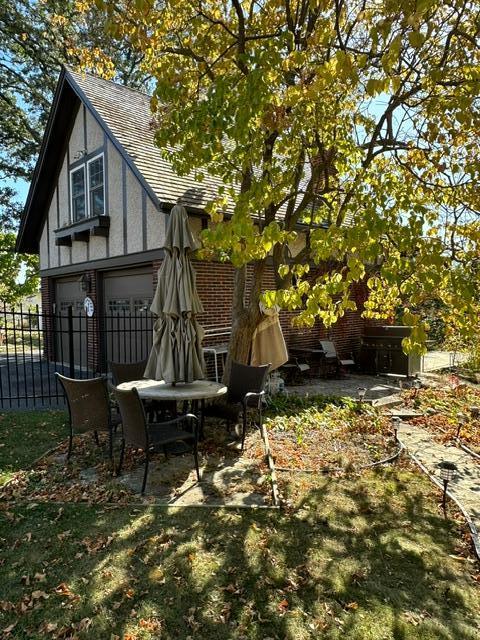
360,325,421,377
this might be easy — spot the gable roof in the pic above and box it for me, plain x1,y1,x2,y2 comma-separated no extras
16,67,223,254
68,69,223,211
17,67,335,254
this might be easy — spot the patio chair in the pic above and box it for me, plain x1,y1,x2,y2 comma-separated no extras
109,359,175,420
319,340,355,376
56,373,117,462
109,359,148,386
114,386,200,495
204,361,270,451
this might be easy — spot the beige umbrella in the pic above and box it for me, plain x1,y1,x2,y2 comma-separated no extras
251,303,288,371
144,204,206,383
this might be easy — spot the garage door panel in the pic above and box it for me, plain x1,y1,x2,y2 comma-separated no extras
103,269,154,365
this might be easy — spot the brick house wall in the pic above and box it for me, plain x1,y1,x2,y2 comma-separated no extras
40,276,55,362
41,258,371,378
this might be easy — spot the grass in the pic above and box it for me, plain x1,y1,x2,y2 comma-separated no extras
0,411,66,485
0,409,479,639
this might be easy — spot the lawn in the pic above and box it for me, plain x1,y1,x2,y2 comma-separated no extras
0,411,66,485
0,407,479,639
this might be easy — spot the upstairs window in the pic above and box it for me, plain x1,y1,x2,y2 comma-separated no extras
70,166,86,221
69,153,105,222
87,154,105,217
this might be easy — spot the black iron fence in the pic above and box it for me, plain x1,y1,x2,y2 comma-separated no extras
0,303,155,409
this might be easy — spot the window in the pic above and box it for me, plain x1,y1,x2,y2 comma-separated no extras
134,298,152,313
69,153,105,222
108,299,131,314
70,167,86,221
87,155,105,217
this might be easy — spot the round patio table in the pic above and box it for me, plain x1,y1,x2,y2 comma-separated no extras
116,379,227,402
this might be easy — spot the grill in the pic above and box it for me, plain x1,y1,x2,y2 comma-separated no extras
360,326,421,377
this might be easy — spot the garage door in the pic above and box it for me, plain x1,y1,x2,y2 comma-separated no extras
55,277,88,370
102,268,154,364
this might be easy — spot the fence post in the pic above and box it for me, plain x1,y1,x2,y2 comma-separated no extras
68,305,75,378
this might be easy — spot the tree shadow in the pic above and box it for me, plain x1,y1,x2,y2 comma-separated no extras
1,464,479,639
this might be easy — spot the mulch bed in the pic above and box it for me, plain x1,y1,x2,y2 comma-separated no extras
246,396,395,476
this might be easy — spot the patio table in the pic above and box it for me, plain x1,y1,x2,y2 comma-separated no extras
116,379,227,440
116,379,227,402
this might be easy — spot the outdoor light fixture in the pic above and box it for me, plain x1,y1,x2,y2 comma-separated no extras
80,273,92,294
438,461,458,512
73,149,87,160
357,387,367,403
413,377,422,397
455,412,467,440
391,416,401,442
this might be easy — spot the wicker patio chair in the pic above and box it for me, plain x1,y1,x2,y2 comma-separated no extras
109,359,175,420
55,373,114,462
204,361,270,451
114,386,200,494
109,359,148,385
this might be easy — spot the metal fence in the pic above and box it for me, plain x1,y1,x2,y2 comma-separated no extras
0,303,155,409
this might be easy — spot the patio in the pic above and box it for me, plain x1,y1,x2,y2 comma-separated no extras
286,372,403,403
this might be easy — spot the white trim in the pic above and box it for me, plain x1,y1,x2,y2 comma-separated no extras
87,152,105,217
69,164,86,223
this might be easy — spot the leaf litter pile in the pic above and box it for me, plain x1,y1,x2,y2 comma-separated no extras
0,424,274,507
402,383,480,454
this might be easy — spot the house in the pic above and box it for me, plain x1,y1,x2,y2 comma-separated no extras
16,67,369,375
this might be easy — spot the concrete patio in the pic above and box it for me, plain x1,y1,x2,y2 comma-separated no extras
286,373,404,402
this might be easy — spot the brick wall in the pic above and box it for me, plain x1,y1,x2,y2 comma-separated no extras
40,276,55,361
85,270,101,372
41,258,372,377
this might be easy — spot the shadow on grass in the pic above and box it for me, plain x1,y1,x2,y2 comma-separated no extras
1,467,479,639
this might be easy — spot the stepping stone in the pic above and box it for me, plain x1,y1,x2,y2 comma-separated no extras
398,421,480,556
385,407,423,418
372,395,403,408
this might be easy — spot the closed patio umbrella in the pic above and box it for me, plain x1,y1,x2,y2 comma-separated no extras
144,204,206,383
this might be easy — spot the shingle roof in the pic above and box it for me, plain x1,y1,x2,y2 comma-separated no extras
68,69,223,211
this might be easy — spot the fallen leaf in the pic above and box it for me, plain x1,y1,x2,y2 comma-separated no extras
2,622,17,636
278,598,289,611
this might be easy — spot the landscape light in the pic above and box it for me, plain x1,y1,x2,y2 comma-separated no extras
391,416,401,441
455,413,466,440
413,378,422,397
357,387,367,402
438,461,457,512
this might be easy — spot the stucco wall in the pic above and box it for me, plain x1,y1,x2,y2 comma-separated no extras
68,104,84,160
38,102,167,273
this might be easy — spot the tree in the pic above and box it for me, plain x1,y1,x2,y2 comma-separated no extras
0,0,150,303
0,233,39,306
92,1,480,374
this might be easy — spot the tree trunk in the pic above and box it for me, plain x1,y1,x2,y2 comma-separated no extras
222,259,266,384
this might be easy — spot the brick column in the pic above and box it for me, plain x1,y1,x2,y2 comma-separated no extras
85,269,101,373
40,276,55,362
